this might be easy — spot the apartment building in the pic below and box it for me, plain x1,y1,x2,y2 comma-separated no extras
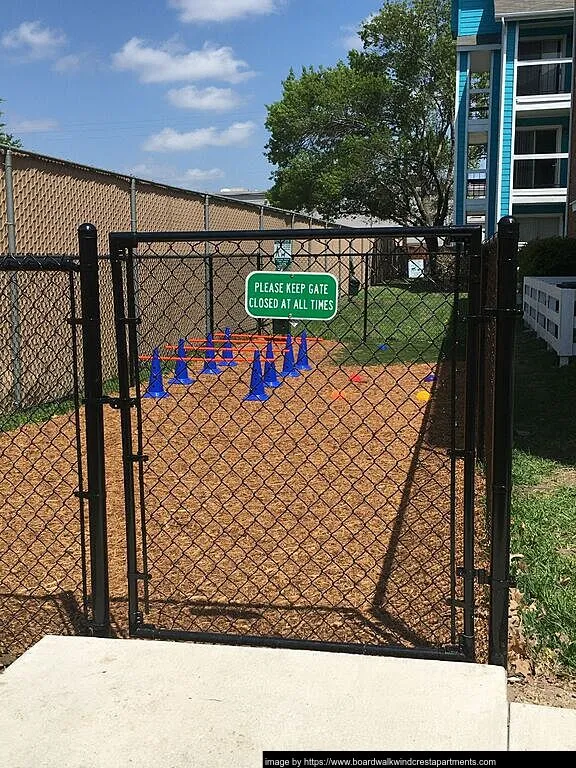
452,0,574,242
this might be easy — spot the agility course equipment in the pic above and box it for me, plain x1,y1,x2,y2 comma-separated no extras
295,331,312,372
263,341,282,389
243,350,269,402
143,348,170,399
423,373,436,383
199,333,221,376
219,327,238,367
168,339,195,385
349,373,367,384
279,334,300,378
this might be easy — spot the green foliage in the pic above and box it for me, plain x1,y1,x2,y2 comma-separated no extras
265,0,455,227
518,237,576,279
0,99,21,148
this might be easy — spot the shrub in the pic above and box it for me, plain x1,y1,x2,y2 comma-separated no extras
518,237,576,279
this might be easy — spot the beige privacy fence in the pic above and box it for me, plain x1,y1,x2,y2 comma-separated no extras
0,148,372,413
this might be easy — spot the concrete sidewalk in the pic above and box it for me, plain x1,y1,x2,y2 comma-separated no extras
0,636,574,765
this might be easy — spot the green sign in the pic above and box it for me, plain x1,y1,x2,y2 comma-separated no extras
245,271,338,321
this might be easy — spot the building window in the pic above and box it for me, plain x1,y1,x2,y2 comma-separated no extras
516,37,568,96
517,216,562,243
514,128,560,189
518,38,563,61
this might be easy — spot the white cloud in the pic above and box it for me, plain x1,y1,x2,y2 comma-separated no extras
112,38,252,84
341,15,375,52
341,26,363,52
129,162,224,186
7,118,59,133
169,0,278,23
166,85,241,111
143,121,256,152
53,54,81,72
1,21,66,60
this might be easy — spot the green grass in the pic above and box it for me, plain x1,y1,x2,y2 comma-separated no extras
511,327,576,673
304,284,457,365
511,483,576,671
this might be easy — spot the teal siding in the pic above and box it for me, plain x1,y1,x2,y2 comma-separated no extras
487,49,501,236
457,0,499,37
454,52,469,225
499,22,517,219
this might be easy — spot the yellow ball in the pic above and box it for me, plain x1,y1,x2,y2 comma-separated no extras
416,390,431,403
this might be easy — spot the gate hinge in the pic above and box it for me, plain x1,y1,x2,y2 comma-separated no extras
130,453,149,463
445,597,466,608
129,571,152,583
74,489,98,501
66,316,83,326
457,566,490,585
447,448,473,459
121,316,142,325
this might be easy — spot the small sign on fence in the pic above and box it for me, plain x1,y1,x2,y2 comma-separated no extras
245,271,338,320
273,240,292,271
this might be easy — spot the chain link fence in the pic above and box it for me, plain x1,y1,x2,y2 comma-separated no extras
0,256,89,665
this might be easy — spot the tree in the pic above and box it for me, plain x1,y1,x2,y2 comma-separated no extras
0,100,21,148
265,0,455,230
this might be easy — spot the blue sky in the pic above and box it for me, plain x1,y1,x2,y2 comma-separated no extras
1,0,379,193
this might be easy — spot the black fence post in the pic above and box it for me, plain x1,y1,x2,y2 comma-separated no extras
78,223,110,637
362,249,370,343
460,228,483,661
489,216,520,667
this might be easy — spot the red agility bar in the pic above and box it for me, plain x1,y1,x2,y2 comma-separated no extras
139,354,283,362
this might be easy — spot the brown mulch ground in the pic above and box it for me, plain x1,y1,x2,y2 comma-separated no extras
1,341,468,661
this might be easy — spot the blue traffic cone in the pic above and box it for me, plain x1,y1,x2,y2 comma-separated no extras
244,350,269,402
218,326,238,367
199,333,221,375
143,348,170,398
168,339,195,385
263,341,282,388
279,333,300,378
295,330,312,371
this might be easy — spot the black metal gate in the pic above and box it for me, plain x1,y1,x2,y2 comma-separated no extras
104,221,516,664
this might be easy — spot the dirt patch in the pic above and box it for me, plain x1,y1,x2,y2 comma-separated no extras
1,341,473,659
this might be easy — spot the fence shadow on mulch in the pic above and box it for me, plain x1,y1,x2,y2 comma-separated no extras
369,298,467,649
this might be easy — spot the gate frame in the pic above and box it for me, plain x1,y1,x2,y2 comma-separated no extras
104,223,517,664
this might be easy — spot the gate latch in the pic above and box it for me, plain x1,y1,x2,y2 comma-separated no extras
97,395,138,409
